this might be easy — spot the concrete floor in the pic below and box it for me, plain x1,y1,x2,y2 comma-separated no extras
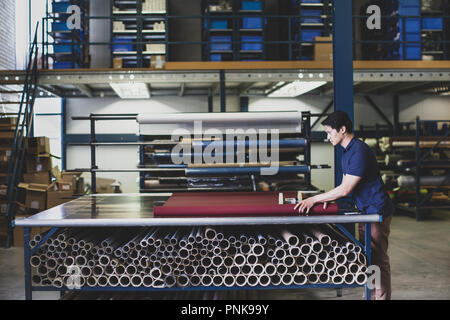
0,210,449,300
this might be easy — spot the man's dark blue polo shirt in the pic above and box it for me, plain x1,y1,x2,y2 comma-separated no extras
341,137,394,216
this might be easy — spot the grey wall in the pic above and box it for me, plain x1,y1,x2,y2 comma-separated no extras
0,0,16,69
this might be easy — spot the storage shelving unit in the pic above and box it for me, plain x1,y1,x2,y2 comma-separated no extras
138,111,327,193
43,0,90,69
111,0,168,68
290,0,332,61
202,0,266,61
380,118,450,220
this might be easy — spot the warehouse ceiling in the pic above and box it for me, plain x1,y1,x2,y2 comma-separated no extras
0,68,449,99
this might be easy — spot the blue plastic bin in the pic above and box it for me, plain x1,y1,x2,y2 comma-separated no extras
210,36,232,51
242,17,263,29
242,1,262,10
52,22,70,32
422,17,443,30
53,44,80,53
53,61,79,69
53,1,71,12
300,10,322,23
211,20,228,29
210,54,222,61
241,36,263,51
113,38,134,52
301,29,322,42
400,45,421,60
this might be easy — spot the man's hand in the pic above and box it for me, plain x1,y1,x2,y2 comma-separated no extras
294,197,328,215
294,197,316,214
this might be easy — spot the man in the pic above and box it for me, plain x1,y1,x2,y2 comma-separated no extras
294,110,394,300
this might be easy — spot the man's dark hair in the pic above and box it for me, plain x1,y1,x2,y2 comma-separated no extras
321,111,353,134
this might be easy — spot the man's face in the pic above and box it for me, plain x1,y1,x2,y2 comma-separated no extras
324,125,344,146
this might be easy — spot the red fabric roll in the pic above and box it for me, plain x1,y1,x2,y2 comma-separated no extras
153,192,339,217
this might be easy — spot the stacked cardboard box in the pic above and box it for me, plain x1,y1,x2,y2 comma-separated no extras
0,117,18,244
13,137,86,246
314,36,333,61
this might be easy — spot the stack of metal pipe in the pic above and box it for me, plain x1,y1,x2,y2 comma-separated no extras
30,225,368,289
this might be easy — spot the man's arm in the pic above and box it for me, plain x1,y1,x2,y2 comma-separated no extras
295,174,362,213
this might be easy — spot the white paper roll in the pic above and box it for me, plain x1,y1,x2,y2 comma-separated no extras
137,111,302,124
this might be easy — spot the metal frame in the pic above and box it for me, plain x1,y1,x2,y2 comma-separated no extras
17,196,380,300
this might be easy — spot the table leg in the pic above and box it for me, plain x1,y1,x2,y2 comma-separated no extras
364,222,372,301
24,227,32,300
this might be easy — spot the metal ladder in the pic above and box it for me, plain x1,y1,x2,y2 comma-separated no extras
4,25,40,248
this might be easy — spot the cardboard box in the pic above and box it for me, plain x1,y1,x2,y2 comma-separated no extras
314,36,333,61
18,183,50,210
0,173,7,185
25,137,50,155
23,172,52,184
47,190,74,209
25,154,52,173
0,118,17,132
150,55,166,69
96,177,116,193
0,149,11,163
113,58,123,69
0,185,7,198
0,201,7,215
75,177,85,195
0,117,17,127
13,225,50,247
0,131,15,139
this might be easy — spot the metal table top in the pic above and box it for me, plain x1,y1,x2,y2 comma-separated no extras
14,193,382,227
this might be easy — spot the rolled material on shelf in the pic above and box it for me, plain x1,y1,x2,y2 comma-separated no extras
153,192,339,217
137,112,302,124
185,165,310,176
385,154,407,166
397,159,450,168
363,138,377,149
397,175,450,187
380,136,450,151
193,138,307,149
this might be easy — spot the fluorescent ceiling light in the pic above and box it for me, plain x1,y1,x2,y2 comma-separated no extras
110,82,150,99
267,81,327,98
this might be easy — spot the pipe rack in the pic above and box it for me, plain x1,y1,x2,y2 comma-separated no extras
15,193,381,300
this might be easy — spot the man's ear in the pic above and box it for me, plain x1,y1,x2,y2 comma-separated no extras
340,125,347,134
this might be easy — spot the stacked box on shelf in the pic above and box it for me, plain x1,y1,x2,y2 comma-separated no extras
290,0,331,61
49,1,89,69
203,0,234,61
112,0,168,68
0,117,18,245
398,0,421,60
238,0,265,61
420,0,446,60
377,120,450,220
